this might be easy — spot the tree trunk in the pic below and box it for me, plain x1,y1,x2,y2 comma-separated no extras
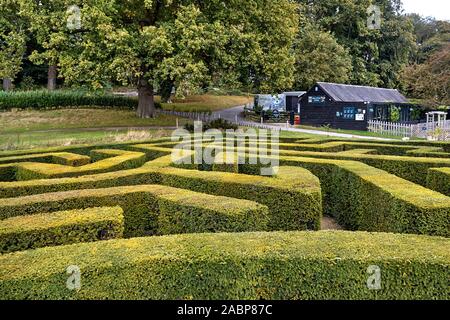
47,65,57,90
160,79,174,103
136,78,155,118
2,78,12,91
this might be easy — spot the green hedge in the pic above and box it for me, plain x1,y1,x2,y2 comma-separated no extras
221,145,450,186
283,149,450,186
0,207,124,254
211,152,239,173
406,147,450,158
156,166,322,231
0,185,269,237
427,168,450,196
0,231,448,300
0,90,147,111
286,136,450,152
277,155,450,237
11,150,146,181
130,148,322,231
150,139,442,156
0,152,90,166
0,165,15,182
0,152,322,232
166,140,450,186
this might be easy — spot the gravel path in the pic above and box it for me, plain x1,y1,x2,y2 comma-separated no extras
321,216,344,230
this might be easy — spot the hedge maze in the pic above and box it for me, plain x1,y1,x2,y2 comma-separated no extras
0,136,448,299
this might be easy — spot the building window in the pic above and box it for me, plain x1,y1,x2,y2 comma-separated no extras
343,107,356,120
308,96,326,104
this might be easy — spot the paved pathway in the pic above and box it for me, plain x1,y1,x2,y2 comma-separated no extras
214,105,395,141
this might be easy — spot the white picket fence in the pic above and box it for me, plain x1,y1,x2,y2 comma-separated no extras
368,120,450,140
367,120,414,137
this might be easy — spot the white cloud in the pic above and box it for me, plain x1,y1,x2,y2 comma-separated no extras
401,0,450,21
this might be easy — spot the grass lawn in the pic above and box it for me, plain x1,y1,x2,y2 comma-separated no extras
0,108,189,134
0,108,185,151
0,93,253,150
0,128,172,151
157,95,253,112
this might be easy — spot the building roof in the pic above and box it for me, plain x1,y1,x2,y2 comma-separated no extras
316,82,408,104
283,91,306,97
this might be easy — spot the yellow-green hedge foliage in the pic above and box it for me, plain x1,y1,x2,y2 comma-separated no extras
217,145,450,186
277,155,450,237
0,154,322,232
427,168,450,196
0,207,124,254
0,185,269,237
0,152,91,166
0,231,448,300
9,150,146,181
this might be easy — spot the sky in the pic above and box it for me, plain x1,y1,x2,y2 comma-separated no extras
401,0,450,21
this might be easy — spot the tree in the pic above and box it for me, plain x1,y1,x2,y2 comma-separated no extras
292,25,353,89
401,44,450,106
19,1,83,90
28,0,298,117
295,0,416,88
0,0,27,91
407,14,450,63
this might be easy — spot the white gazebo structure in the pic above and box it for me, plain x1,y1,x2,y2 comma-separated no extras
426,111,448,141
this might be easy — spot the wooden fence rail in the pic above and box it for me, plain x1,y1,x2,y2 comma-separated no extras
368,120,450,140
156,109,219,122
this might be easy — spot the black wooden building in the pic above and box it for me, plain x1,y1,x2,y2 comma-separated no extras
299,82,417,131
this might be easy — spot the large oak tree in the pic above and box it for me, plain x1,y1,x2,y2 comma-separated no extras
24,0,298,118
0,0,27,91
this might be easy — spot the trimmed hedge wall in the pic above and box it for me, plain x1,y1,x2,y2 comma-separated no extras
221,145,450,186
0,90,142,110
7,150,146,181
0,137,173,159
0,153,92,181
0,231,448,300
282,136,450,152
0,147,322,232
157,166,322,231
277,155,450,237
151,138,447,156
0,141,448,235
0,185,269,237
0,152,90,166
0,207,124,254
427,168,450,196
0,165,16,182
406,147,450,158
0,160,322,232
288,150,450,186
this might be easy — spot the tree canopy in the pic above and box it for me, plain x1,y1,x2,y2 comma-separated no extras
18,0,298,117
294,0,416,88
0,0,27,90
1,0,449,111
401,44,450,106
292,25,353,90
400,15,450,106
